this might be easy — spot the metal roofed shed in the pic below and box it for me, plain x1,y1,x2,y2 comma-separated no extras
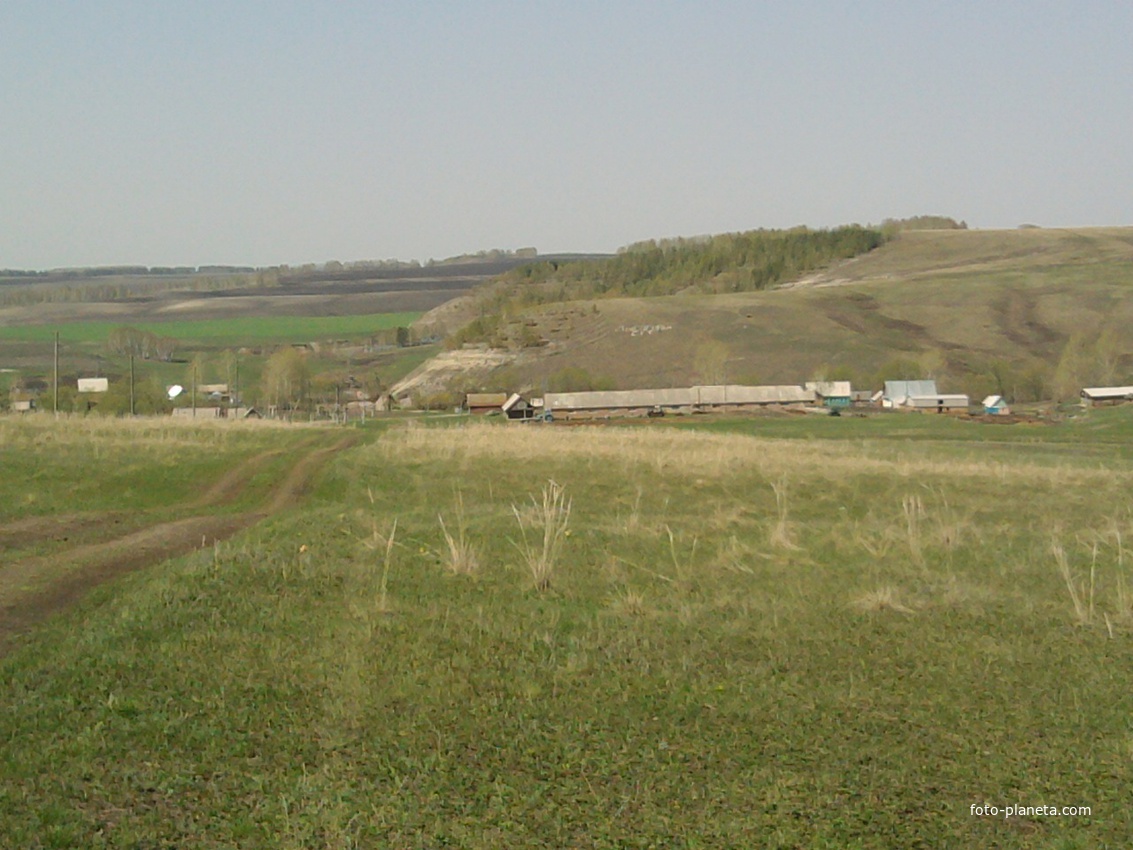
906,394,970,413
1081,386,1133,406
543,385,816,419
882,380,938,409
544,388,696,419
693,384,815,405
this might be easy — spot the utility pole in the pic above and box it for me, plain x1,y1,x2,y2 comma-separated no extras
53,331,59,417
129,354,135,416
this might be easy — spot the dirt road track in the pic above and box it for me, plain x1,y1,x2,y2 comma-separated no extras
0,433,358,656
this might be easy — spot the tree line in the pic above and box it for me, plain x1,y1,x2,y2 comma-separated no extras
446,226,886,348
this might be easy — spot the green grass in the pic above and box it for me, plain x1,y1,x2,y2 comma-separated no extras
0,312,423,345
2,415,1132,847
0,418,295,521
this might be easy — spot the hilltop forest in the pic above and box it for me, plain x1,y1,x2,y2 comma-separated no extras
447,225,886,348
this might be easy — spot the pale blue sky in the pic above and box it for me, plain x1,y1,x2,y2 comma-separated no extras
2,1,1130,269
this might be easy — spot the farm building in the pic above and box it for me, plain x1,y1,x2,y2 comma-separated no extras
983,395,1010,415
851,390,875,407
171,406,257,419
502,393,537,420
465,392,509,414
1081,386,1133,406
173,406,224,419
543,385,816,419
805,381,853,408
882,380,937,409
906,394,970,413
545,388,695,419
77,377,109,393
692,385,815,408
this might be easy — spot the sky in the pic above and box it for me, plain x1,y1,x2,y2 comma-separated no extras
2,1,1131,269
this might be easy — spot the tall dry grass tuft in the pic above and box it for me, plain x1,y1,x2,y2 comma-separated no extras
438,491,479,576
1052,535,1093,625
1115,527,1133,622
902,494,926,568
362,486,398,615
769,477,799,550
665,525,699,587
512,479,572,591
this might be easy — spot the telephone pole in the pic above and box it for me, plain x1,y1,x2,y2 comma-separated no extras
53,331,59,416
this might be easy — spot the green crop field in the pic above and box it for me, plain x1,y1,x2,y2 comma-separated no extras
0,312,423,345
2,411,1131,847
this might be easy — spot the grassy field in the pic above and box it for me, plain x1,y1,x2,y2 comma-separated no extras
2,412,1131,847
0,312,423,345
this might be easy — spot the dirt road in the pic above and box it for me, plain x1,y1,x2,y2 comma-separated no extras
0,433,358,656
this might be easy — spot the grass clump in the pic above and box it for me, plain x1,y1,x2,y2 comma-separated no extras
511,479,572,591
438,492,479,576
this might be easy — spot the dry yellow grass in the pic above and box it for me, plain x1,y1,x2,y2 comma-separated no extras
851,586,917,614
0,412,314,452
375,420,1131,488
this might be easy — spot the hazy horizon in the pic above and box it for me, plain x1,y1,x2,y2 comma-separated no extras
3,2,1131,270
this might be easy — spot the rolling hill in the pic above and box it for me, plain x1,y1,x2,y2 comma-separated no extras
399,227,1133,404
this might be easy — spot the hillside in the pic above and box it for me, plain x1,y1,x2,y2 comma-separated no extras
401,227,1133,403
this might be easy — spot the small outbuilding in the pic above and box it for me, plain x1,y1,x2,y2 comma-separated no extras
806,381,853,409
982,395,1010,415
465,392,509,415
502,393,536,420
906,394,970,414
77,377,109,393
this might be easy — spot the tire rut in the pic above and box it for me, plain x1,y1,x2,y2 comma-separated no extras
0,433,359,656
0,442,305,553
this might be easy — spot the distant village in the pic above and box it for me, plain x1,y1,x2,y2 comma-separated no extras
13,375,1132,421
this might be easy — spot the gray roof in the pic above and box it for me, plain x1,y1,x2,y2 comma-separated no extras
906,394,969,407
884,380,938,400
502,393,527,412
465,392,508,407
694,384,815,404
545,388,695,410
1081,386,1133,399
805,381,853,398
544,385,816,411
